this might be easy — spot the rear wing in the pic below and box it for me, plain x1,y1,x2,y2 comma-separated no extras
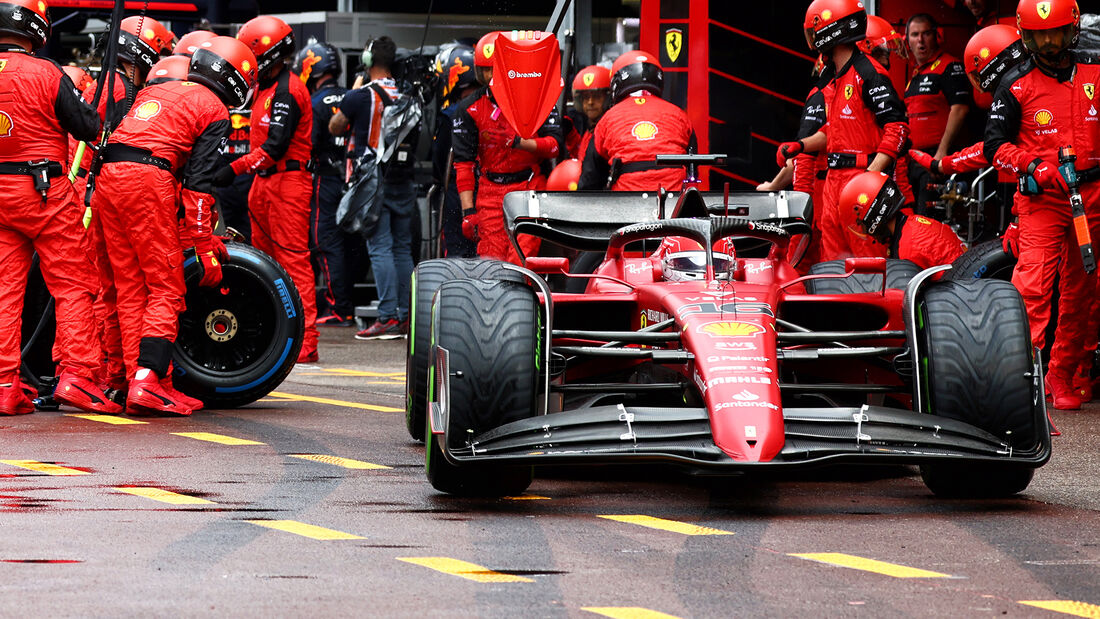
503,189,812,253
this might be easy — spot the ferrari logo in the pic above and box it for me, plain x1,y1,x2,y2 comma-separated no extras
134,100,161,121
0,111,12,138
0,59,6,73
634,97,647,105
583,72,595,87
665,28,683,63
631,121,658,141
698,321,764,338
482,43,495,60
1085,83,1095,100
844,84,853,100
1037,1,1051,19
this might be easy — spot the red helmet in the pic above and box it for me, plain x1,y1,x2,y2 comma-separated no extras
188,35,258,108
840,171,904,241
610,50,663,104
858,15,906,60
964,24,1026,93
147,55,189,86
174,29,217,57
1017,0,1079,62
61,65,94,92
118,16,173,76
474,31,498,68
0,0,49,49
572,64,610,94
803,0,867,52
547,159,582,191
236,15,295,76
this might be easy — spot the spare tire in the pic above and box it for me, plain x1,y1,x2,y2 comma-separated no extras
804,259,921,294
946,239,1016,281
173,242,304,408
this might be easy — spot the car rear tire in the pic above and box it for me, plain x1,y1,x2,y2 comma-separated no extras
406,258,525,441
804,259,921,294
425,278,538,496
945,239,1016,282
917,279,1039,497
173,242,304,408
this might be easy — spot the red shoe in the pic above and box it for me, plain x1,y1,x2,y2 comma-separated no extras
160,378,204,411
0,383,34,415
296,347,319,363
127,369,192,416
1072,369,1093,403
54,372,123,415
1045,375,1082,411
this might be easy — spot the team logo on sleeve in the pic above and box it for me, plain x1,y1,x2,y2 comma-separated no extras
1085,83,1095,100
134,100,162,121
0,111,13,137
631,121,658,141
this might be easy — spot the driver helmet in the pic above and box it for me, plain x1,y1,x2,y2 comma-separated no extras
803,0,867,53
964,24,1026,94
840,171,904,242
1017,0,1079,66
657,237,735,282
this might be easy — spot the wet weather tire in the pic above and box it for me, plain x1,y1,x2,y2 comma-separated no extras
173,242,304,408
406,258,525,441
425,278,538,496
804,259,921,294
945,239,1016,282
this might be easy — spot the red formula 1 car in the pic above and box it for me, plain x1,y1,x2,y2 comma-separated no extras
405,177,1051,499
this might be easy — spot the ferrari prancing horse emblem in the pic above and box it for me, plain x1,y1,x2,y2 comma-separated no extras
665,28,683,63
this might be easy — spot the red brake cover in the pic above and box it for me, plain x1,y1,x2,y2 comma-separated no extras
489,31,564,139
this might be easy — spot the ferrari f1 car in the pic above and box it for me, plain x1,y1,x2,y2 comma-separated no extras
406,178,1051,498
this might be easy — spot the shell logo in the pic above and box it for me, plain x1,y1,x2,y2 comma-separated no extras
134,100,161,121
36,0,44,12
822,9,832,20
143,28,155,41
979,47,991,60
242,60,251,73
483,43,495,60
583,72,595,87
0,111,13,138
631,121,658,141
567,181,578,190
1034,108,1053,126
1036,1,1051,19
261,35,272,46
698,321,764,338
857,193,870,205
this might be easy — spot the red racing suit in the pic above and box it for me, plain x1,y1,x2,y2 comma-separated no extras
0,45,101,384
231,68,318,352
452,86,563,263
579,94,694,192
888,213,967,269
904,52,970,151
93,80,229,379
985,55,1100,384
819,52,910,260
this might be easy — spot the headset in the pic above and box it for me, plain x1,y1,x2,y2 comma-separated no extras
361,39,374,68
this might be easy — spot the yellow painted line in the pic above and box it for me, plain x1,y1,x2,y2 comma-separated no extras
172,432,265,446
115,487,214,505
246,520,363,540
789,553,952,578
0,460,90,476
66,413,148,425
598,515,734,536
396,557,533,583
1019,601,1100,617
267,391,401,413
583,608,682,619
288,454,390,470
504,494,551,500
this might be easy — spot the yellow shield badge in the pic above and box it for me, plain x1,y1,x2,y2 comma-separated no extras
1085,83,1096,100
1036,1,1051,19
844,84,854,100
665,28,683,63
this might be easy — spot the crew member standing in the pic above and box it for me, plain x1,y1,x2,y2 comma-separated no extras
578,51,694,192
802,0,910,260
433,44,478,258
452,31,564,264
985,0,1099,410
905,13,972,213
0,0,116,415
222,16,318,363
566,64,610,159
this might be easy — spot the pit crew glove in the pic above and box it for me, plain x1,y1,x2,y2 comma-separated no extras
462,212,479,242
1002,221,1020,258
1029,158,1070,196
776,140,804,168
908,149,939,175
194,236,228,288
212,166,236,187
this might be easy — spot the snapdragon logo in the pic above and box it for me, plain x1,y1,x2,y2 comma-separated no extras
508,70,544,79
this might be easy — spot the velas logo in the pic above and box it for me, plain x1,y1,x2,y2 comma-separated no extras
1085,83,1095,100
844,84,853,99
1034,108,1053,126
1037,1,1051,19
0,111,12,137
483,43,494,59
134,100,161,121
583,72,595,87
697,321,764,337
631,121,658,140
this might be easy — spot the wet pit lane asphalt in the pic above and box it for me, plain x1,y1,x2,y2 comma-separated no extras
2,328,1100,617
